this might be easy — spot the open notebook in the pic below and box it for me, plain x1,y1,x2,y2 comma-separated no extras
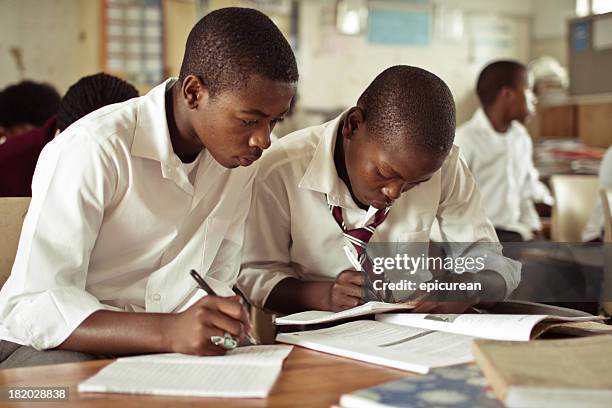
78,345,293,398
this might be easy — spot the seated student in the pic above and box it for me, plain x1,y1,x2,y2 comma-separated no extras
238,66,520,315
455,60,553,243
0,80,60,145
0,73,139,197
0,7,297,368
582,146,612,242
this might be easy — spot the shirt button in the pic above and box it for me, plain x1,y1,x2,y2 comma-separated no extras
150,293,161,301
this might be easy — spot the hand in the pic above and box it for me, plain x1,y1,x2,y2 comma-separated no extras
324,270,364,312
405,272,481,314
163,295,251,356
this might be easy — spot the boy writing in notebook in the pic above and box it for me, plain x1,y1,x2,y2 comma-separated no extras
0,8,297,368
454,60,553,242
238,66,520,315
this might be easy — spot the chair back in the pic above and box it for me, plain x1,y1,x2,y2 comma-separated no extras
0,197,31,289
550,175,599,242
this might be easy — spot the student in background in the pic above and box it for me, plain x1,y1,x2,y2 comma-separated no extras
0,81,60,145
238,66,520,315
455,60,553,242
582,146,612,242
0,73,139,197
0,7,297,368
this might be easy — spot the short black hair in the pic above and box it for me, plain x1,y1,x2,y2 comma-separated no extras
0,80,60,128
476,60,526,107
56,73,139,132
178,7,298,97
357,65,456,155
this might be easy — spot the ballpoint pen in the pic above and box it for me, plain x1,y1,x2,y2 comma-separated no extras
189,269,259,348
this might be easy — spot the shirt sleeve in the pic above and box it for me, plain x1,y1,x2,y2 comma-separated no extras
435,148,521,297
238,170,298,309
0,133,118,350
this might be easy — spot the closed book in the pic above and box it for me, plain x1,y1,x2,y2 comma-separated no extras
472,336,612,408
339,364,502,408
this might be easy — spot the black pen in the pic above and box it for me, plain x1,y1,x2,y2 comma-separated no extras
189,269,258,345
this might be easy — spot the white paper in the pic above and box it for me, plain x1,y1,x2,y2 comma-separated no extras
274,301,414,326
276,320,473,374
78,345,292,398
376,313,601,341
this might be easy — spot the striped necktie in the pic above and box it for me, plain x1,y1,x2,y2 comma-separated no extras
329,204,395,302
329,204,390,262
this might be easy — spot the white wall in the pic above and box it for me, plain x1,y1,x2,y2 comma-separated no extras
297,0,535,126
531,0,576,66
0,0,98,94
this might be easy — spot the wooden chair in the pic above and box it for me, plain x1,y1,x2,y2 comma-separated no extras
602,189,612,243
0,197,31,289
601,189,612,316
550,175,599,242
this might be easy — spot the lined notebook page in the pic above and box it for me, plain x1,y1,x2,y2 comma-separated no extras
78,345,293,398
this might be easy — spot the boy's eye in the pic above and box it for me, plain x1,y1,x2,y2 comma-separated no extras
240,119,259,126
376,168,391,180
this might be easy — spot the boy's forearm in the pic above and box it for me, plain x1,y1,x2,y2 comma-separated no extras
265,278,332,314
57,310,172,356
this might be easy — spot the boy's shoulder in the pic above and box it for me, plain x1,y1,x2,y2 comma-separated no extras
256,121,330,181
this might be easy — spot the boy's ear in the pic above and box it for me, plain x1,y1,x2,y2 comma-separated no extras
182,75,209,110
344,107,365,139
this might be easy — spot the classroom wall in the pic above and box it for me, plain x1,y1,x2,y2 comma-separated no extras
0,0,99,94
297,0,534,125
531,0,575,66
0,0,196,95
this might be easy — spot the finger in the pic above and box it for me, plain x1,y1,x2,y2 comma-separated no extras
338,271,364,286
208,295,249,323
207,310,246,340
333,292,362,310
193,326,227,356
336,282,363,299
411,301,438,313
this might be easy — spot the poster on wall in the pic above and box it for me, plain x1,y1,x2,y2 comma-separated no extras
367,9,431,46
104,0,164,86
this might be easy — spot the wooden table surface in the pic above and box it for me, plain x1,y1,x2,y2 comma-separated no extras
0,347,410,407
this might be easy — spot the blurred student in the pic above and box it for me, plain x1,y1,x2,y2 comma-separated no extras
582,146,612,242
455,61,553,242
0,73,139,197
0,80,60,144
238,66,520,315
0,7,297,368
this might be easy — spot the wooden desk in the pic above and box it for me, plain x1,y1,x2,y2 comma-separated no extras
0,347,409,407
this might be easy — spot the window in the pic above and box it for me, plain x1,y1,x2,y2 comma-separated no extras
576,0,612,16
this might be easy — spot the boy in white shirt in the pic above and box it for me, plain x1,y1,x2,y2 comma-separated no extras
0,7,297,367
455,60,553,242
238,66,520,315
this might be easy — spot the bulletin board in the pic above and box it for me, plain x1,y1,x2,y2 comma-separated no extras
569,12,612,95
102,0,165,86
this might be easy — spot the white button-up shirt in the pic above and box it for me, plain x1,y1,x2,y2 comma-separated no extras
455,109,553,240
0,79,255,350
583,146,612,241
238,114,521,308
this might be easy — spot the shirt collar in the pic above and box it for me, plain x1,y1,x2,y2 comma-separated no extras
298,110,362,209
131,78,177,165
473,107,520,137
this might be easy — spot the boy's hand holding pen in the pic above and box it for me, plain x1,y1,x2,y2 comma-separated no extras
161,270,257,356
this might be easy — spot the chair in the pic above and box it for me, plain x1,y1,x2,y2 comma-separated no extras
550,175,599,242
0,197,31,289
602,189,612,243
601,189,612,316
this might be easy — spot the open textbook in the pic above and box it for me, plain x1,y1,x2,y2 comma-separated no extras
376,312,608,341
274,301,415,326
276,320,474,374
78,345,293,398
